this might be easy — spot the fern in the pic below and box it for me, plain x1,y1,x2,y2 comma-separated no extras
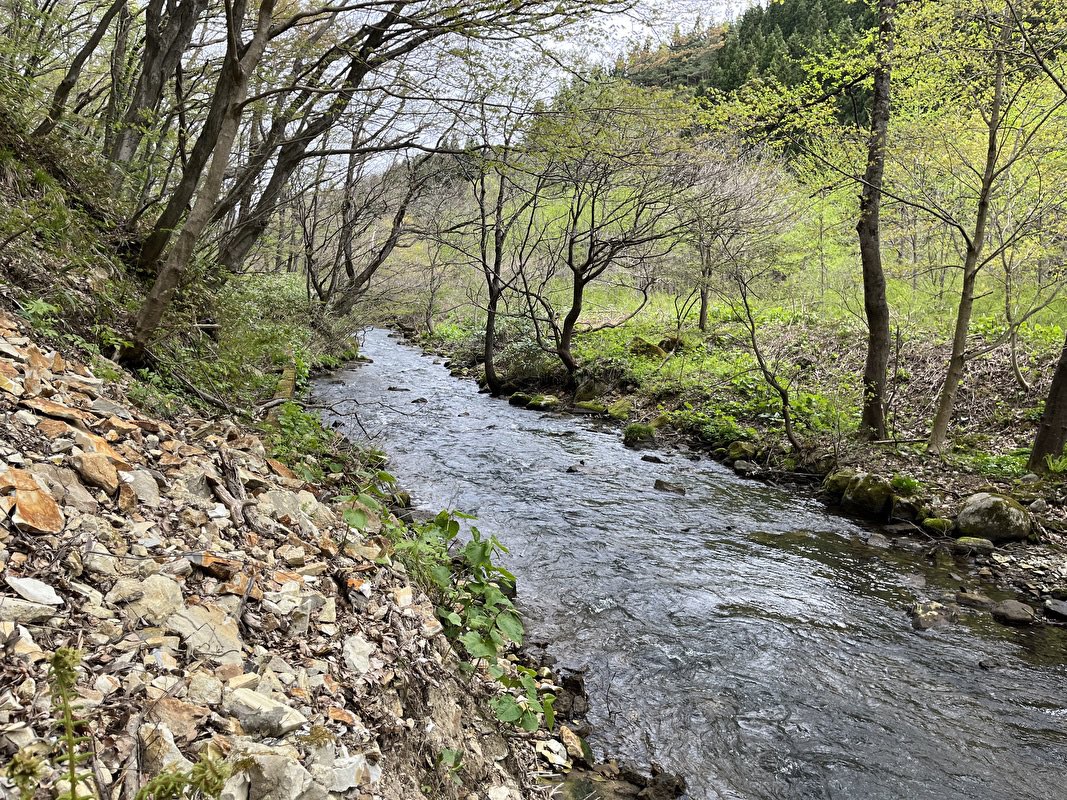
134,755,229,800
49,648,94,800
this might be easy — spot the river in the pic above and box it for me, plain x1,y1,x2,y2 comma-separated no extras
313,328,1067,800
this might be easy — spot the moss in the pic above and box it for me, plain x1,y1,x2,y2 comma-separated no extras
922,517,954,535
526,394,561,411
822,468,857,497
607,398,632,420
628,337,668,358
727,440,758,462
508,392,532,407
623,423,655,447
575,401,607,414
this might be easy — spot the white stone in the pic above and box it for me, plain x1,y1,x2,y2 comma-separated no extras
224,688,307,737
6,576,62,606
106,574,184,625
342,634,375,675
166,603,243,664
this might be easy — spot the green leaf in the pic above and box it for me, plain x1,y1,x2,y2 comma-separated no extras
490,695,523,723
542,694,556,730
458,632,497,660
520,711,539,732
495,612,524,644
343,508,367,530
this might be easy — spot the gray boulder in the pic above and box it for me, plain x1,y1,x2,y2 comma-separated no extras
991,599,1037,626
842,473,895,518
957,493,1031,543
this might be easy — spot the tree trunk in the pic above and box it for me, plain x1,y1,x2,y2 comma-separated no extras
927,266,977,451
557,277,584,388
1029,332,1067,472
108,0,208,177
856,0,895,440
927,19,1006,453
698,286,709,332
483,290,502,394
121,0,275,364
33,0,125,137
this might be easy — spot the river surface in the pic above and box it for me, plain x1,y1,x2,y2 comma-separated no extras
314,328,1067,800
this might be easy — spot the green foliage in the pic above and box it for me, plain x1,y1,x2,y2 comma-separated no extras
5,749,44,800
1044,448,1067,475
390,511,521,664
437,748,463,783
487,664,556,733
890,473,922,496
20,297,61,335
667,406,753,447
952,449,1030,479
49,648,93,800
127,369,183,418
135,756,230,800
620,0,872,96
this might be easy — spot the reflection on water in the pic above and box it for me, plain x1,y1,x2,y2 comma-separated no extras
314,329,1067,800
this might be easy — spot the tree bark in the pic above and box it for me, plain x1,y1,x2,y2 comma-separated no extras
121,0,276,364
108,0,208,177
33,0,126,138
1029,332,1067,472
856,0,895,440
927,17,1007,453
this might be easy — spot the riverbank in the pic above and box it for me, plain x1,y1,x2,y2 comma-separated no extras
0,310,680,800
397,325,1067,632
313,327,1067,800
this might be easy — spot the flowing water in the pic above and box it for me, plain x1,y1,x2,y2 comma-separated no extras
314,328,1067,800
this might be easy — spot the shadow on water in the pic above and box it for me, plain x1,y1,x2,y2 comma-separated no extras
314,329,1067,800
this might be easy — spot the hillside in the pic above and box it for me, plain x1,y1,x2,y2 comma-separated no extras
619,0,873,94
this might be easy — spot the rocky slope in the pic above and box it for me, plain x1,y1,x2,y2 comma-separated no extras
0,310,585,800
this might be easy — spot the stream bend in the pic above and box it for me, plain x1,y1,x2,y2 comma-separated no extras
314,328,1067,800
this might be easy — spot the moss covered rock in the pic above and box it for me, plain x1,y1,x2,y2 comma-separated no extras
526,394,561,411
842,472,895,519
508,392,532,407
607,399,632,421
726,440,758,463
628,338,668,358
956,492,1031,543
922,517,955,535
952,536,995,555
574,401,607,414
623,423,655,447
573,380,604,403
822,468,857,498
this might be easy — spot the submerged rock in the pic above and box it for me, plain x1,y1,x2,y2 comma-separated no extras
955,590,994,609
909,601,957,630
653,479,686,495
991,599,1037,626
956,493,1031,543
